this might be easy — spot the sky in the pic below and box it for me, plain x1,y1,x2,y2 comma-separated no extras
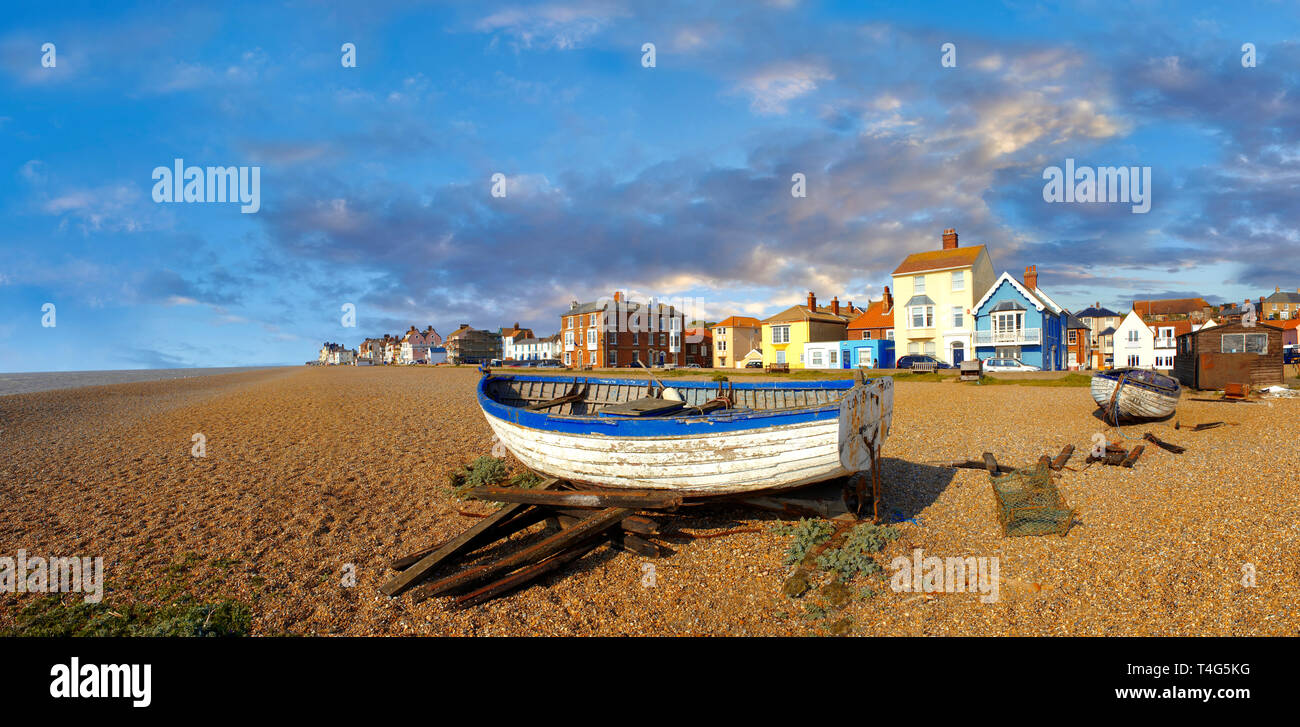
2,0,1298,371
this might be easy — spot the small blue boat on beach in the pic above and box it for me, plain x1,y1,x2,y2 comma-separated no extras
477,372,893,496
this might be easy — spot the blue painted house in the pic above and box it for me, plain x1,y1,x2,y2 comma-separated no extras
971,266,1066,370
839,339,895,369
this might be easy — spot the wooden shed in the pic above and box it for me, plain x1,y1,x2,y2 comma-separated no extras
1173,321,1284,390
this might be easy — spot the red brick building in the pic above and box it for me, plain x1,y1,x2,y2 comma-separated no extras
561,292,688,368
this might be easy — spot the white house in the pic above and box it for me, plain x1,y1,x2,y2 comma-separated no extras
802,341,843,369
1114,310,1181,371
515,334,559,361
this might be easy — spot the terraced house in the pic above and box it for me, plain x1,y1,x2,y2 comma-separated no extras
891,228,995,365
760,292,860,369
561,292,686,368
444,325,502,364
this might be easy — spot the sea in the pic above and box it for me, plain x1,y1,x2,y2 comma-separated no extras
0,366,283,396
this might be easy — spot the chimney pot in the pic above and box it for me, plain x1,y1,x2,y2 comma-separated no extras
831,297,840,316
807,291,817,310
614,291,622,302
941,228,958,250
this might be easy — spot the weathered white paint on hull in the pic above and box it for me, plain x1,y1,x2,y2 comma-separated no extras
1091,376,1179,419
484,414,848,495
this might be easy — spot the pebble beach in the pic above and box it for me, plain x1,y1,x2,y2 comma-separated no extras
1,365,1296,636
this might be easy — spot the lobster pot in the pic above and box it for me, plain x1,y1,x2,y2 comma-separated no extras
989,463,1075,538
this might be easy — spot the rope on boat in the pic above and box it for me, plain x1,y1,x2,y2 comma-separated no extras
1106,373,1141,441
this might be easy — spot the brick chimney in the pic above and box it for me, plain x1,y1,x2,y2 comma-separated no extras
883,286,893,312
807,291,817,310
613,291,622,302
942,228,958,250
831,297,840,316
1024,265,1038,290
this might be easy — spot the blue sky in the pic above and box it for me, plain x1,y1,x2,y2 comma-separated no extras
2,0,1298,371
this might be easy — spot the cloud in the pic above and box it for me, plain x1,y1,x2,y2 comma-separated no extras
737,60,833,114
475,1,626,50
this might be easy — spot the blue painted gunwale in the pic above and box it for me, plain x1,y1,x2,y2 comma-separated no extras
478,374,856,438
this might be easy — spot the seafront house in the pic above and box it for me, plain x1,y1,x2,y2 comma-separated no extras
399,325,442,364
444,324,503,364
760,292,856,369
1261,287,1300,320
319,342,356,365
891,228,995,366
561,292,687,368
1064,312,1091,370
840,339,896,369
1113,310,1185,371
514,333,560,361
1076,303,1123,369
971,266,1066,370
845,287,894,341
499,323,535,361
710,316,762,368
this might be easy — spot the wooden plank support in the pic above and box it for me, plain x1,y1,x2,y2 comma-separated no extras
466,486,681,510
453,537,606,609
415,507,633,600
1120,445,1145,468
949,460,1016,475
1049,444,1075,471
552,509,659,535
1142,432,1186,454
381,479,559,595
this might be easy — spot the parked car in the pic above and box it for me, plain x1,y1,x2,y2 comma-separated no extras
685,363,701,368
745,360,763,368
895,355,953,369
982,357,1041,372
1285,345,1299,365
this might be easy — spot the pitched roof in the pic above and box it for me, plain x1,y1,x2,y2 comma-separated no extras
846,298,893,330
1261,318,1300,330
1076,305,1120,318
1097,326,1117,336
1063,312,1089,329
1149,319,1194,337
1263,290,1300,304
972,271,1048,313
711,315,761,329
892,245,986,275
761,305,850,325
1132,297,1212,317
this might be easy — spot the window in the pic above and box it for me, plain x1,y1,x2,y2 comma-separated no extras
924,341,937,356
567,317,573,329
586,328,597,347
632,331,638,345
772,325,791,344
886,330,894,340
910,305,934,328
811,350,824,366
908,342,920,354
857,349,872,367
951,271,964,292
1068,330,1077,344
776,350,786,364
716,328,725,335
1221,333,1269,354
718,338,726,351
609,350,617,366
564,331,574,347
1128,355,1140,366
564,352,571,365
1127,329,1140,343
830,350,838,364
862,330,872,340
951,306,964,328
914,276,926,294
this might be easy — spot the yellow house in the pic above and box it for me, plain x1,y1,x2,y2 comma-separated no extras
760,292,854,368
891,228,995,366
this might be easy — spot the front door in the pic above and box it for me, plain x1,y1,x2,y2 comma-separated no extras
951,342,965,365
776,350,786,364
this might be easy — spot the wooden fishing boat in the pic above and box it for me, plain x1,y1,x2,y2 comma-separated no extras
477,371,893,496
1090,368,1180,420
